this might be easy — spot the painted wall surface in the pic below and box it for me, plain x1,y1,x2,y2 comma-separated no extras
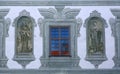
1,6,119,69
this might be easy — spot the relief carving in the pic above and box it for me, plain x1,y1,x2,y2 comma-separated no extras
5,18,11,37
88,17,104,55
16,16,33,54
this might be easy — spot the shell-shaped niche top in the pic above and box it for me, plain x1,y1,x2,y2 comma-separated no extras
13,10,36,27
90,10,101,17
84,10,108,28
19,10,30,16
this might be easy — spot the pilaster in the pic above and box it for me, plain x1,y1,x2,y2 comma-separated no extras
109,9,120,68
0,9,10,69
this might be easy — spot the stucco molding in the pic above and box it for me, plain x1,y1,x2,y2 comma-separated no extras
0,0,120,6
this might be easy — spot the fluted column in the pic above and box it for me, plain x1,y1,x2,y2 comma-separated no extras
109,9,120,68
0,9,10,69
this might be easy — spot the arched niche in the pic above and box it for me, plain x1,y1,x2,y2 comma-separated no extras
16,16,33,55
84,10,108,68
87,17,105,55
13,10,36,68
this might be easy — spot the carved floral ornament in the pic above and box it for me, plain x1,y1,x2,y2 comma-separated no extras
38,8,80,19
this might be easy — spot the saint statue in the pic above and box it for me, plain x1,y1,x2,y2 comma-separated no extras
16,16,33,54
88,19,103,54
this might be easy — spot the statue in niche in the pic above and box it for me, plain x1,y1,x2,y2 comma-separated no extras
88,18,104,55
16,16,33,54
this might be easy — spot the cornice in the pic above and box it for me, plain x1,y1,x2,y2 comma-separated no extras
0,0,120,6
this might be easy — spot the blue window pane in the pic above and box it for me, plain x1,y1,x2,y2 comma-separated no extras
61,28,68,31
61,32,69,38
51,34,59,38
61,39,69,55
50,27,70,56
61,28,69,38
51,40,59,51
61,40,69,51
51,28,59,32
51,28,59,38
51,40,59,44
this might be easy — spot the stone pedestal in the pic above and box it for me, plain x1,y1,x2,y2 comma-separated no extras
109,9,120,68
38,6,82,70
0,9,10,69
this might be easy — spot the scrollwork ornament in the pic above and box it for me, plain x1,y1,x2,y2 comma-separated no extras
76,18,82,37
5,18,11,37
38,18,44,37
19,10,30,17
109,18,116,37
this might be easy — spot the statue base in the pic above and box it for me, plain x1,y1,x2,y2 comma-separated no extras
40,56,80,69
86,55,107,68
13,55,35,68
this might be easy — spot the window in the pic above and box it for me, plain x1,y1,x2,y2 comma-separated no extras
50,26,70,57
